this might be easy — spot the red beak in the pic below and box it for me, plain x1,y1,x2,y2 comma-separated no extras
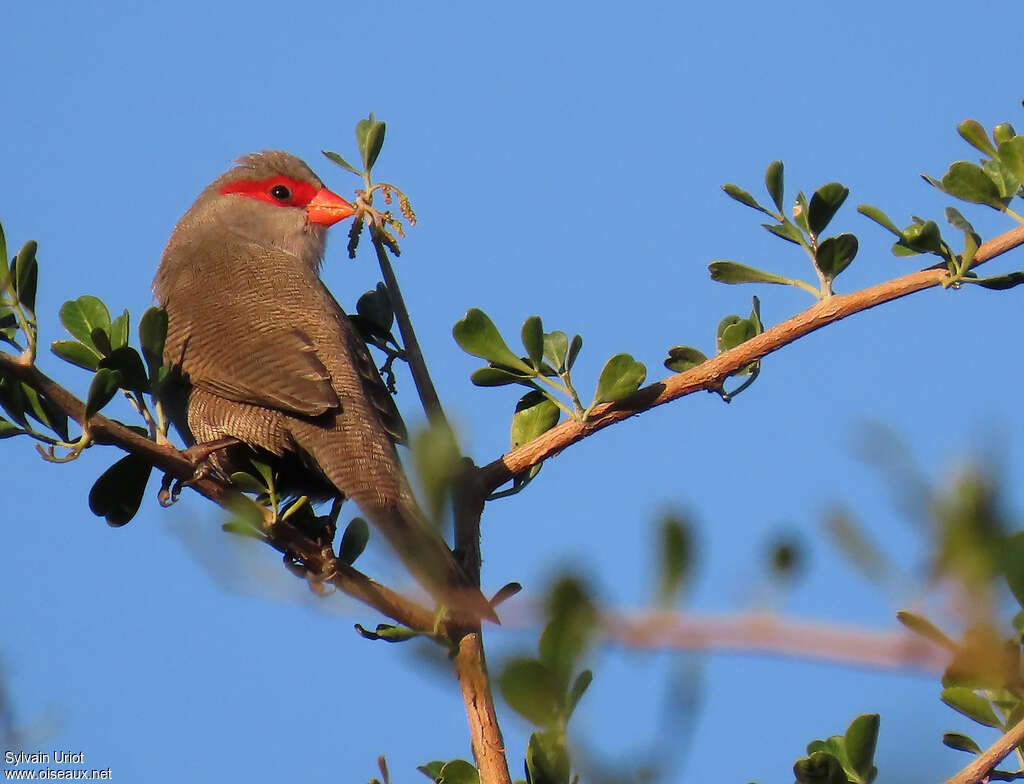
306,188,356,226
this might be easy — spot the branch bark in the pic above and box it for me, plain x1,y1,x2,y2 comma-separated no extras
944,713,1024,784
479,224,1024,494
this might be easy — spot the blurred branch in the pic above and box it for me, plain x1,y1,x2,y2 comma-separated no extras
479,224,1024,493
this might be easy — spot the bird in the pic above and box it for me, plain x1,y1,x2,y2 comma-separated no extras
153,150,497,623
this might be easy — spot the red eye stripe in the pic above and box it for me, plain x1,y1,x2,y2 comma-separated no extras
219,176,319,208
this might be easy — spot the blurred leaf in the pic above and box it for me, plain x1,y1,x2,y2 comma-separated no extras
765,160,784,213
139,307,168,379
664,345,707,374
223,491,267,531
722,184,773,216
51,339,102,371
499,658,562,727
808,182,849,236
941,687,1001,728
322,149,362,176
411,420,461,522
996,136,1024,185
815,233,858,281
88,453,153,527
85,368,121,419
60,295,111,350
338,517,370,564
957,119,997,158
709,260,799,287
942,732,982,755
98,347,149,392
657,511,693,604
999,531,1024,608
511,391,560,449
453,309,532,373
896,611,957,651
228,470,267,494
565,670,592,720
13,240,37,312
539,578,597,689
592,353,646,405
521,316,544,369
471,367,532,387
857,204,902,236
525,730,570,784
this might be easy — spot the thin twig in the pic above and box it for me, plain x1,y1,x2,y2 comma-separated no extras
944,713,1024,784
478,224,1024,494
453,630,512,784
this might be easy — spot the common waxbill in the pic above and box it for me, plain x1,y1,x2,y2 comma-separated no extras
154,150,496,622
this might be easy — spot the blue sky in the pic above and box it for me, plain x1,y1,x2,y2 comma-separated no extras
2,1,1023,781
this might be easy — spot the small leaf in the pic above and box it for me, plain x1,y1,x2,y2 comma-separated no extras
363,121,386,171
85,367,121,420
857,204,902,237
793,751,846,784
138,307,168,379
539,578,597,688
322,149,362,176
899,220,943,255
356,283,394,336
109,310,130,351
521,316,544,369
717,316,756,353
941,686,1002,728
411,421,461,522
942,732,982,755
228,471,268,494
957,119,997,158
565,669,592,719
993,123,1017,146
98,347,149,392
808,182,849,236
525,730,570,784
970,271,1024,291
722,183,773,216
543,331,570,373
566,334,583,371
13,241,38,313
709,261,801,288
499,658,562,727
592,353,646,405
996,136,1024,185
664,345,707,374
814,233,859,280
983,158,1020,200
657,512,693,604
88,453,153,527
59,295,111,349
844,714,879,781
999,531,1024,609
939,161,1005,209
436,760,480,784
417,762,445,781
51,340,102,371
896,610,957,651
762,221,805,245
511,391,560,449
453,309,532,373
339,517,370,564
470,366,532,387
793,191,810,233
765,160,784,213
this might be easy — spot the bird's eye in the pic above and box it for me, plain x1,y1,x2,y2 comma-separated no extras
269,184,292,201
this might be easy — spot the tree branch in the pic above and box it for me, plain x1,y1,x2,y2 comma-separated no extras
945,713,1024,784
479,224,1024,494
453,630,512,784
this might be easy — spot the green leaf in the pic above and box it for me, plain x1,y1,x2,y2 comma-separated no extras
417,761,445,781
857,204,902,236
85,367,121,420
566,334,583,372
814,233,858,280
20,384,67,440
521,316,544,370
109,310,130,351
60,295,111,351
657,512,692,604
722,183,773,216
411,420,461,522
565,670,592,720
13,241,38,313
453,309,532,373
539,578,597,688
844,714,879,781
999,531,1024,609
896,610,957,651
436,760,480,784
983,158,1020,200
793,751,846,784
996,136,1024,185
793,191,810,233
470,366,532,387
88,453,153,527
51,340,102,371
592,353,646,405
543,330,569,373
808,182,849,236
0,376,27,426
499,658,562,727
525,730,569,784
664,345,707,374
0,416,26,439
957,119,997,158
138,307,168,379
939,161,1005,209
942,732,982,755
98,347,149,392
993,123,1017,146
941,687,1002,728
356,283,394,336
356,114,386,171
709,261,800,288
762,221,804,245
765,160,784,213
969,271,1024,290
511,391,560,449
228,470,267,495
0,222,8,290
899,220,944,255
339,517,370,564
717,316,756,353
322,149,362,176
